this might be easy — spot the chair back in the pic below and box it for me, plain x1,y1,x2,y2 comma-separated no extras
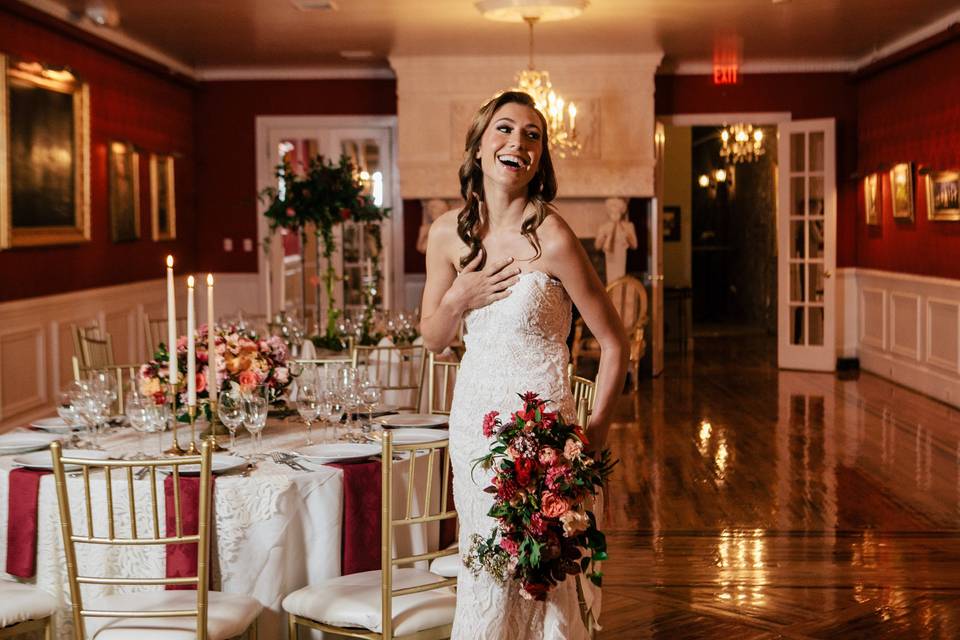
421,352,460,415
353,344,425,412
50,441,214,640
380,431,457,639
567,363,597,423
142,312,187,359
606,275,648,335
72,324,115,370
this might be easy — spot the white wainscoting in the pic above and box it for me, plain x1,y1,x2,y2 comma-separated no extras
0,273,261,429
845,267,960,408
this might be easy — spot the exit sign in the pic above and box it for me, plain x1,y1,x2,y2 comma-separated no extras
713,64,739,85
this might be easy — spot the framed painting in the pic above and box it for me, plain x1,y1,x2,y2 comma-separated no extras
0,56,90,249
109,141,139,242
663,205,681,242
864,173,880,226
889,163,914,222
926,170,960,222
150,153,176,240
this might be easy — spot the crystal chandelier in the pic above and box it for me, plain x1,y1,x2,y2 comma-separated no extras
719,123,765,164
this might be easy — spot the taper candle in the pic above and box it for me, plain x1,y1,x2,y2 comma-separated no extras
206,273,217,402
186,275,196,406
166,256,178,387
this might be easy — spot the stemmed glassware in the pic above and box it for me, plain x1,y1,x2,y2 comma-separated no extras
242,387,269,458
124,391,150,459
297,383,321,445
69,379,110,449
217,390,245,453
359,374,382,433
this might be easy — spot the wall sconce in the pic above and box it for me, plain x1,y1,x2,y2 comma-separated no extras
698,167,732,189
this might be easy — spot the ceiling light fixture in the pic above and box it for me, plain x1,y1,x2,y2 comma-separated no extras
478,0,585,158
719,123,765,164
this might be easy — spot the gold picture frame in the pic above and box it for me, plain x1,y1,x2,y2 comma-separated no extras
109,141,140,242
0,55,90,249
926,170,960,222
889,163,914,222
864,173,880,226
150,153,176,240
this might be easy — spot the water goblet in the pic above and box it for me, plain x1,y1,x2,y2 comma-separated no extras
297,384,321,445
242,394,269,458
124,391,150,459
360,382,382,432
217,391,245,453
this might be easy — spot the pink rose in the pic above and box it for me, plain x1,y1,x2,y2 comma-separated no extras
499,537,520,556
285,207,296,218
482,411,499,438
238,370,260,390
195,371,207,394
541,491,570,519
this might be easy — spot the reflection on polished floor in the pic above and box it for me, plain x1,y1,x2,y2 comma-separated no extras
600,336,960,639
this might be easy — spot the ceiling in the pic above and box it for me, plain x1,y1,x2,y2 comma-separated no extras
40,0,960,72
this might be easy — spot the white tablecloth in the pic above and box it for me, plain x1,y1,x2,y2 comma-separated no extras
0,418,439,640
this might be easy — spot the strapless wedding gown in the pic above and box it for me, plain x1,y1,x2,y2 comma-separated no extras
448,270,597,640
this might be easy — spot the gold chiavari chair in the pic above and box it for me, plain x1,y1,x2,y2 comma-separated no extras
420,352,459,416
72,324,115,370
353,345,426,413
142,311,187,359
283,431,458,639
50,441,262,640
0,582,56,640
567,363,597,424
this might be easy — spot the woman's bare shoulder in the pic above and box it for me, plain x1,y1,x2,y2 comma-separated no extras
537,209,580,253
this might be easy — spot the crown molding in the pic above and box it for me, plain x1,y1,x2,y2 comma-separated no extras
854,7,960,70
14,0,195,78
662,58,857,75
194,66,396,81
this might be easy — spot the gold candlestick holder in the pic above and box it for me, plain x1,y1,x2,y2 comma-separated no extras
200,400,227,453
185,405,200,455
163,390,185,455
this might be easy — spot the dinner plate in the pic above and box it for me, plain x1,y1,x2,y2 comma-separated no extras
379,413,448,429
367,428,449,445
30,417,81,434
177,454,249,476
293,443,381,465
12,448,110,470
0,430,62,456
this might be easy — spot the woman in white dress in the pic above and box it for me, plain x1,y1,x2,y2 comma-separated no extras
420,91,628,639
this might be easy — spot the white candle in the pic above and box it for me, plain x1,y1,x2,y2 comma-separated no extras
206,273,217,403
186,275,196,406
264,246,272,319
166,256,178,388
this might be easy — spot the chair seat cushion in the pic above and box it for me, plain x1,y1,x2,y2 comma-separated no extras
428,548,460,579
283,568,456,636
0,581,57,629
84,590,261,640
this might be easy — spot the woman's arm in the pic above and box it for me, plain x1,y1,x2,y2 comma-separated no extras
419,212,522,353
541,216,628,450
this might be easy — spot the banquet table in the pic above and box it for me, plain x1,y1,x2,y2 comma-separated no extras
0,417,445,640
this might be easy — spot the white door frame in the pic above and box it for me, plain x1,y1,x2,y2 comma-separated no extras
254,115,402,313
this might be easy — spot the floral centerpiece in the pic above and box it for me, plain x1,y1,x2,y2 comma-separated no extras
139,325,292,416
259,154,390,351
466,392,615,628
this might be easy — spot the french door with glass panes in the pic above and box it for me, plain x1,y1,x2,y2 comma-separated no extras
777,119,836,371
255,116,400,328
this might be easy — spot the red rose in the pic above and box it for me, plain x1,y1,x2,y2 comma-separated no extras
285,207,296,218
339,207,352,220
573,424,590,446
515,457,535,487
521,581,549,601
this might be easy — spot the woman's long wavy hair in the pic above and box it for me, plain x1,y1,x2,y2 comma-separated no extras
457,91,558,270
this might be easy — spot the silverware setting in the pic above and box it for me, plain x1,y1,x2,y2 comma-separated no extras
270,451,309,472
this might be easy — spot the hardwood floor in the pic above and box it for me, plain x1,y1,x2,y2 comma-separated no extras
599,335,960,638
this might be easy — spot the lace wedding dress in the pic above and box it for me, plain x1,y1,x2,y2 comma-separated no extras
448,270,597,640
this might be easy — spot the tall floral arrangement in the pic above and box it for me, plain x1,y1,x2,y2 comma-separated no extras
466,392,615,629
139,325,291,415
259,154,389,350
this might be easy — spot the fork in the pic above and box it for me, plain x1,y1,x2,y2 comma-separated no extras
271,451,308,472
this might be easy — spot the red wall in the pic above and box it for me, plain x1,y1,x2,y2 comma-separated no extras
194,79,396,274
854,38,960,278
0,2,196,302
655,72,860,268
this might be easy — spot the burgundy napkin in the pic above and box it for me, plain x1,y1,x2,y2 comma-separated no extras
327,459,382,575
5,468,49,578
164,474,215,590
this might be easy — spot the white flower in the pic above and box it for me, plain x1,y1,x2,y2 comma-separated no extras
560,509,590,537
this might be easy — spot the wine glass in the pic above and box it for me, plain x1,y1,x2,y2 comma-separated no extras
217,390,245,453
145,402,170,457
322,388,344,442
360,380,382,432
124,391,150,459
297,383,321,445
242,392,269,458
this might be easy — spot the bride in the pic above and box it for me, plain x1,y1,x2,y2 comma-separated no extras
420,91,628,639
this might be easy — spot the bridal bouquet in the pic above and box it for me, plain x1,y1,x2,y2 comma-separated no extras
466,391,615,606
139,324,291,410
